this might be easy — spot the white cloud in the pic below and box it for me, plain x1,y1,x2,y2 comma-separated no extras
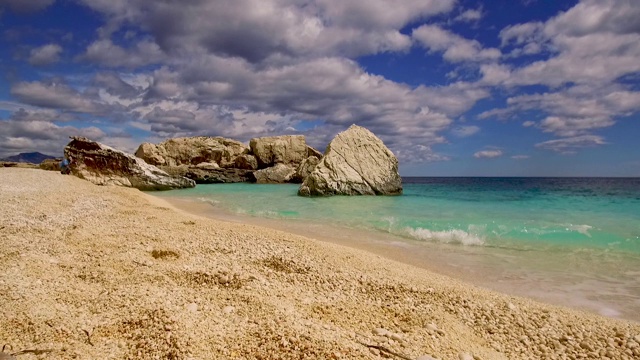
511,155,530,159
488,85,640,136
474,149,503,158
78,0,455,63
451,125,480,137
454,8,483,23
413,25,501,63
535,135,606,153
499,0,640,87
0,119,106,158
10,81,101,113
28,44,62,66
79,39,165,68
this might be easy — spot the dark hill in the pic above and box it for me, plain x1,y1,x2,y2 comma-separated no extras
1,152,57,163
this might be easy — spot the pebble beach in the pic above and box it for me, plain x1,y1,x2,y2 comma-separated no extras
1,168,639,360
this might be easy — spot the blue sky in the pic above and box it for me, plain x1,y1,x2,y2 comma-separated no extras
0,0,639,176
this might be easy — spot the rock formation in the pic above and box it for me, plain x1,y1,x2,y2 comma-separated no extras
65,137,195,191
249,135,323,183
298,125,402,196
292,156,320,183
136,137,249,168
135,135,322,184
163,164,256,184
253,164,296,184
250,135,308,168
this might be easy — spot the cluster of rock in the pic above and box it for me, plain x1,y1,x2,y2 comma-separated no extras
62,125,402,196
135,135,322,185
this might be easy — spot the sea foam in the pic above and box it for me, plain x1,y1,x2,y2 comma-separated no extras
405,227,485,246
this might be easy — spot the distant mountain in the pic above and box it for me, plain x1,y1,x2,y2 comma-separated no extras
0,152,57,163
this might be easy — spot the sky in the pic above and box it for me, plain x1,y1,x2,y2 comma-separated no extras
0,0,639,176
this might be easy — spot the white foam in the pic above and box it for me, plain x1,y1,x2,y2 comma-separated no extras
566,224,593,237
405,227,485,246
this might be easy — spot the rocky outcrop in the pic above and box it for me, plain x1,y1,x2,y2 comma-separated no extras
135,135,322,184
292,156,320,183
249,135,308,168
136,137,249,168
233,154,258,170
298,125,402,196
253,164,296,184
65,137,195,191
249,135,323,183
162,164,255,183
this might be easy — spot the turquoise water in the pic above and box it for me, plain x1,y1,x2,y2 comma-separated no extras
154,177,640,320
158,177,640,253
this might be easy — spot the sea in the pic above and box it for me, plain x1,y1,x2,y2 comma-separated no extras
152,177,640,322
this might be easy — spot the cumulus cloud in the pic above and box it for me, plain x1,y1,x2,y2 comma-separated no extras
78,0,455,64
499,0,640,87
79,39,164,68
474,149,503,158
413,25,501,63
28,44,62,66
10,81,102,113
0,119,106,158
482,84,640,137
511,155,530,159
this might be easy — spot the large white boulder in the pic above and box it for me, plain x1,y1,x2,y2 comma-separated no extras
298,125,402,196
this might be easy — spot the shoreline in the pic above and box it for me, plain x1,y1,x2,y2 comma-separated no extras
2,168,640,359
158,195,640,323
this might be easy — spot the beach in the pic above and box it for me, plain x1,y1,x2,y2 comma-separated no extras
1,168,639,360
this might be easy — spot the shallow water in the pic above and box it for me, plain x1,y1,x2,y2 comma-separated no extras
153,177,640,322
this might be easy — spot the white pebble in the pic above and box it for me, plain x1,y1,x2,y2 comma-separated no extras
458,353,473,360
223,306,235,314
373,328,389,336
426,323,438,332
186,303,198,313
417,356,437,360
390,333,403,341
508,302,517,311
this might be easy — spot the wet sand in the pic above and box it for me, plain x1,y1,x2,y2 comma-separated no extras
1,168,639,359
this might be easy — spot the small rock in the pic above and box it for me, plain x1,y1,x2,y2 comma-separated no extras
223,306,235,314
390,333,403,341
458,353,473,360
416,356,437,360
507,302,517,311
426,323,438,332
186,303,198,313
635,335,640,343
373,328,389,336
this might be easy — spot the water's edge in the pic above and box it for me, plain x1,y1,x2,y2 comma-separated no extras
156,195,640,323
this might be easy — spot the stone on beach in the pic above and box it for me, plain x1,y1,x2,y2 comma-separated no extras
64,136,195,191
298,124,402,196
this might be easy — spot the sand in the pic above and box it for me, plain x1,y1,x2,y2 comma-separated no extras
1,168,639,360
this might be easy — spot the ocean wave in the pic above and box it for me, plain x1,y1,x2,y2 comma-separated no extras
405,227,485,246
